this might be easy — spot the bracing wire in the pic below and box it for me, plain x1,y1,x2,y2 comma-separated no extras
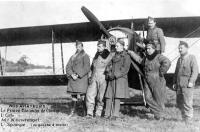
171,38,200,62
167,26,200,62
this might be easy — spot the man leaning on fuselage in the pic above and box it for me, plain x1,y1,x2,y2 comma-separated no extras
128,41,171,120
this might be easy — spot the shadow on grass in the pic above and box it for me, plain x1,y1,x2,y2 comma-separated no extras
48,102,72,114
120,105,149,119
193,105,200,110
121,105,181,121
48,100,86,117
120,99,181,121
165,103,176,108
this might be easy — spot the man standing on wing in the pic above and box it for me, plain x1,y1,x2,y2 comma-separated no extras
146,16,166,53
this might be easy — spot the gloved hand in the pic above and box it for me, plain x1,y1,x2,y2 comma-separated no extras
71,74,78,80
88,77,93,85
172,84,177,91
188,82,193,88
108,74,115,81
159,68,165,77
159,71,164,77
143,39,149,45
127,50,134,55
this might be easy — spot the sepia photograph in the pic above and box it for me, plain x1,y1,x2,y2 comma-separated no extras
0,0,200,131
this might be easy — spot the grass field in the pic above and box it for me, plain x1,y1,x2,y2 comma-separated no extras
0,87,200,132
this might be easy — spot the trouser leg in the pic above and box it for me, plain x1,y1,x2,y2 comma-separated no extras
80,94,86,116
176,89,184,118
105,98,112,117
144,82,163,118
177,87,193,119
113,99,120,117
86,80,97,116
70,95,77,115
95,80,107,116
152,86,165,117
182,88,193,119
104,98,120,117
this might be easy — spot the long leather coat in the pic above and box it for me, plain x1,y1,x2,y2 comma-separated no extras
105,51,131,99
66,50,90,94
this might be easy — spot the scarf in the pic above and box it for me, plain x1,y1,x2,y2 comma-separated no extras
93,49,110,60
146,50,158,60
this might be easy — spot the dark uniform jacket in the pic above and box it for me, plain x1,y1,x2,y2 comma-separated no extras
147,27,166,53
66,50,90,94
173,54,199,88
105,51,131,99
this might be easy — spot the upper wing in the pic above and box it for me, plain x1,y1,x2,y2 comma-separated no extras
103,16,200,38
0,16,200,46
0,22,102,46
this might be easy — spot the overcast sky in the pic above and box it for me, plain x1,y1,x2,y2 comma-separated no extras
0,0,200,74
0,0,200,28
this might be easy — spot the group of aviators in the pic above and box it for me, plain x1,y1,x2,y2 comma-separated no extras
65,17,199,123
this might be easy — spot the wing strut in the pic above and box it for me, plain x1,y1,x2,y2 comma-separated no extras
52,30,55,74
0,50,3,75
4,45,7,75
60,37,65,74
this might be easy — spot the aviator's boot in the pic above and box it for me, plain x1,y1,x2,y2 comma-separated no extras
81,100,87,117
183,117,193,124
69,101,77,117
86,104,94,119
95,106,103,118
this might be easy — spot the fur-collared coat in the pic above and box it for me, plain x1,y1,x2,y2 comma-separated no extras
66,50,90,94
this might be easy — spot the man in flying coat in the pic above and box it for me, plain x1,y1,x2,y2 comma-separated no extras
66,40,90,116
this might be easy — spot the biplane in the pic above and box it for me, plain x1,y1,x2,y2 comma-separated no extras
0,6,200,104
